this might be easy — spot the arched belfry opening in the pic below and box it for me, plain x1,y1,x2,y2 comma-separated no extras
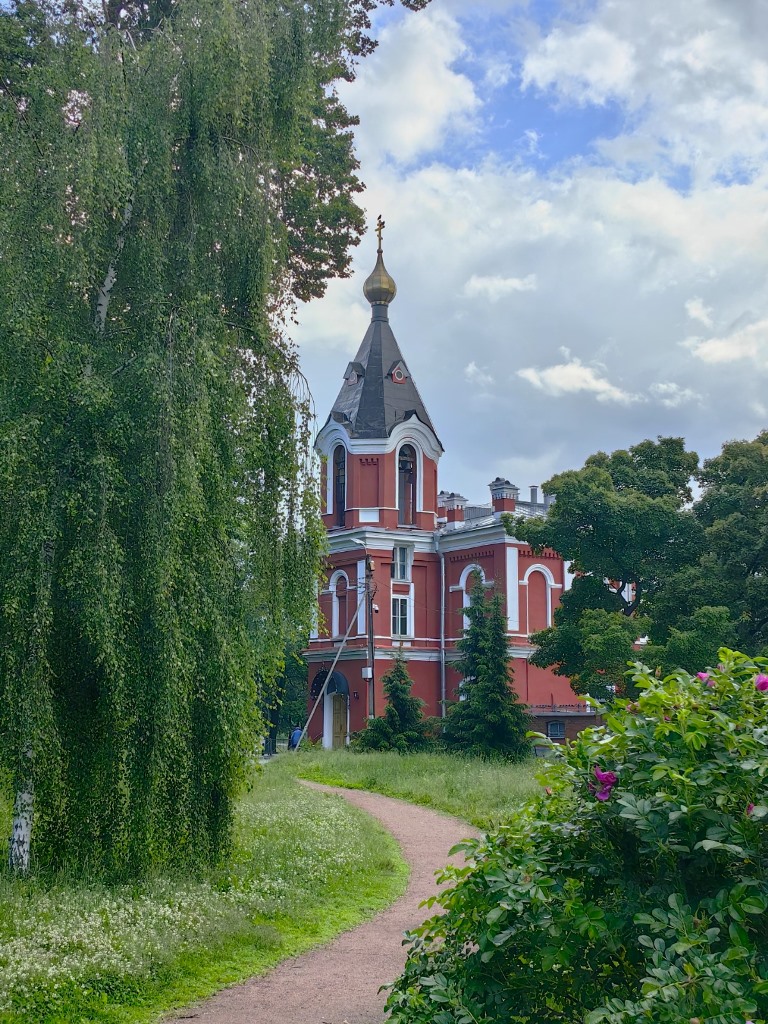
333,444,346,527
398,444,417,525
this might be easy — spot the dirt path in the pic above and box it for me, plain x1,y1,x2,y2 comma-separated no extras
165,783,479,1024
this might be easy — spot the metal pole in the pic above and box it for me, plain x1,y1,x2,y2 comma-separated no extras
439,547,446,717
296,587,367,750
366,554,376,718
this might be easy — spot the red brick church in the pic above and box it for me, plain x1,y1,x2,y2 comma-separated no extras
305,227,599,748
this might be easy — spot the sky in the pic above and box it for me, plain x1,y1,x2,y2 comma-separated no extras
293,0,768,504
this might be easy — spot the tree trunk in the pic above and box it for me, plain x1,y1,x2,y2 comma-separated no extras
9,783,33,873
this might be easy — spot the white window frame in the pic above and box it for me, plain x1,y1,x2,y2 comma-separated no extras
391,545,410,582
391,595,410,638
547,721,566,740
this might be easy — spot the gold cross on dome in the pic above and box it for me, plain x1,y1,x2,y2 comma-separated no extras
376,214,385,251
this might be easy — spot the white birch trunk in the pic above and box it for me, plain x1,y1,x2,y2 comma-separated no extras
94,197,134,335
9,784,33,873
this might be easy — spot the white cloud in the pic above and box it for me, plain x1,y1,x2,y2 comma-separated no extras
483,57,513,89
464,361,494,387
294,1,768,501
340,7,479,165
517,358,639,404
685,318,768,365
463,273,537,301
521,24,636,105
521,1,768,184
649,382,701,408
685,297,714,328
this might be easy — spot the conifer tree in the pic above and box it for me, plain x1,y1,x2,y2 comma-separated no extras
356,650,432,753
443,575,530,760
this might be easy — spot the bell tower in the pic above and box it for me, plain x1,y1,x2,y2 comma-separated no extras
315,217,443,530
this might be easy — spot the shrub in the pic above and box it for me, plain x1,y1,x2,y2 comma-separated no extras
354,652,433,753
387,649,768,1024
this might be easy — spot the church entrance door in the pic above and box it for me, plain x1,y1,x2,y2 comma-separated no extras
332,694,347,749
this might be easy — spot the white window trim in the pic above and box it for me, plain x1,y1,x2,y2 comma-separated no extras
456,563,487,631
521,563,556,629
327,444,348,517
391,592,412,638
392,545,411,582
329,569,350,638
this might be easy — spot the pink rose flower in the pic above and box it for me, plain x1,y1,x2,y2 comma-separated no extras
593,765,618,802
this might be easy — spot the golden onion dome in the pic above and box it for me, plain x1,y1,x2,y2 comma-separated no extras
363,215,397,306
363,251,397,306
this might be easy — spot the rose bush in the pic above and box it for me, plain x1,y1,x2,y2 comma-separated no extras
387,649,768,1024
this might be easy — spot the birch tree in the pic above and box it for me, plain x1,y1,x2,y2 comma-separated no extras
0,0,429,875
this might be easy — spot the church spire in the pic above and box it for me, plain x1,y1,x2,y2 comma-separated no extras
362,214,397,310
325,221,441,447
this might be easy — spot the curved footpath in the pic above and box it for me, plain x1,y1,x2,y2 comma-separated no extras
166,782,480,1024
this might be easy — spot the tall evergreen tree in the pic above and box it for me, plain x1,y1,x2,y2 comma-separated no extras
356,650,432,753
443,575,530,761
0,0,430,875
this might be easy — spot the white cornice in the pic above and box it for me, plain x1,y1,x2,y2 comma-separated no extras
326,526,438,555
438,523,516,552
316,417,443,463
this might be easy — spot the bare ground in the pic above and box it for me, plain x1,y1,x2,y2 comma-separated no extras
165,782,479,1024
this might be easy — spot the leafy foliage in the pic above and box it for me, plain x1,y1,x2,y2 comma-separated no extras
387,650,768,1024
0,0,428,875
442,575,530,761
354,650,433,753
531,599,650,701
512,432,768,692
507,436,701,617
650,431,768,659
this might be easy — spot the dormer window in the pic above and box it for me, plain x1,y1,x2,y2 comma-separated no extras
389,360,408,385
343,361,364,388
398,444,416,526
333,445,346,527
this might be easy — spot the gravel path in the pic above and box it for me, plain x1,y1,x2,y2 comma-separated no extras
165,782,479,1024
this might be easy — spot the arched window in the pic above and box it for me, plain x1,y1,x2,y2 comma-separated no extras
333,445,346,527
398,444,417,525
330,571,349,638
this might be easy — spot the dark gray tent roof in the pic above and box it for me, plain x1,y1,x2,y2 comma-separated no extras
326,254,442,447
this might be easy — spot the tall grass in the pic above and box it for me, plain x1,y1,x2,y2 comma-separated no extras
0,767,407,1023
281,749,541,829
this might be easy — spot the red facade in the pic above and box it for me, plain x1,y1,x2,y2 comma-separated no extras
305,243,599,747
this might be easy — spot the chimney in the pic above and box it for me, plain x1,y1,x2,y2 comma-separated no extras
544,491,553,511
530,485,538,506
443,491,466,525
489,477,519,514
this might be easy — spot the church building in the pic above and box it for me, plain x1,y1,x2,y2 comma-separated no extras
305,224,600,748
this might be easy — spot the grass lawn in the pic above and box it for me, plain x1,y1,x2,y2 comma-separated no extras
281,749,541,829
0,767,407,1023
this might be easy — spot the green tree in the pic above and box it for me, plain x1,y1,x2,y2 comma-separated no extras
272,642,311,736
531,602,651,702
650,431,768,659
508,437,702,697
355,650,432,753
442,575,530,760
0,0,429,875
